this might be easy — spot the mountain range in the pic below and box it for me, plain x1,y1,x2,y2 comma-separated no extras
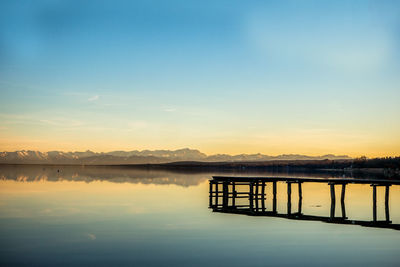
0,149,351,165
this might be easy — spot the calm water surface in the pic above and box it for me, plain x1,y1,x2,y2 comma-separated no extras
1,165,400,266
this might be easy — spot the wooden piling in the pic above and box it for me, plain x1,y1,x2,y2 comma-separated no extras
261,181,266,212
298,182,302,199
209,181,213,207
372,185,377,222
341,184,346,201
330,184,336,202
255,180,259,212
215,182,219,207
341,184,346,219
287,182,292,215
330,184,335,219
232,182,236,208
249,182,254,211
273,181,277,213
297,182,302,214
385,185,390,222
222,182,228,208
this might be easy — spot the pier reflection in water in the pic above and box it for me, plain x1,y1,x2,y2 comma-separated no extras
209,176,400,230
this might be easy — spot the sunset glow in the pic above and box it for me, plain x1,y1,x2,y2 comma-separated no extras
1,1,399,157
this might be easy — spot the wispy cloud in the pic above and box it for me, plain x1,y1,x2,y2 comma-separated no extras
0,113,35,126
0,113,32,120
39,118,84,127
0,112,84,129
164,107,177,112
88,95,99,102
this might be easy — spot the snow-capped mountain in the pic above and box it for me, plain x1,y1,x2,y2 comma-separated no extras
0,149,351,165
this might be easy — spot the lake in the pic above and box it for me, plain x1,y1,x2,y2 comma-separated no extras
1,165,400,266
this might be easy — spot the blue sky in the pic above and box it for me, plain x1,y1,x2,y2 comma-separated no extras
0,0,399,156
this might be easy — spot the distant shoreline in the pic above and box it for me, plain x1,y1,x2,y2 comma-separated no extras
1,158,399,178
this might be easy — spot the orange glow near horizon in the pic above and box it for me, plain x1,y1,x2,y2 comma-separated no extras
1,134,399,158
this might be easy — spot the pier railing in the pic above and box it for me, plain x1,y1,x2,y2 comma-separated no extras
209,176,400,231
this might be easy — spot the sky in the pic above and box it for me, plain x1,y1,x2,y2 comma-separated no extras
0,0,399,157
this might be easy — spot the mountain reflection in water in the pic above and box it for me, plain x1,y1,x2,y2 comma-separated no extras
0,165,209,186
0,164,393,186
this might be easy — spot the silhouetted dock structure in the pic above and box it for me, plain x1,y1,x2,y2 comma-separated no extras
209,176,400,231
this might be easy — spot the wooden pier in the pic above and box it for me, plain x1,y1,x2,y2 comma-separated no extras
209,176,400,231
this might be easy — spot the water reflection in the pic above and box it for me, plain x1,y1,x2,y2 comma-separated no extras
0,165,208,186
1,166,400,266
0,164,394,187
209,177,400,230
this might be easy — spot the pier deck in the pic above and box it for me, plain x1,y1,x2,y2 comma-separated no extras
209,176,400,230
